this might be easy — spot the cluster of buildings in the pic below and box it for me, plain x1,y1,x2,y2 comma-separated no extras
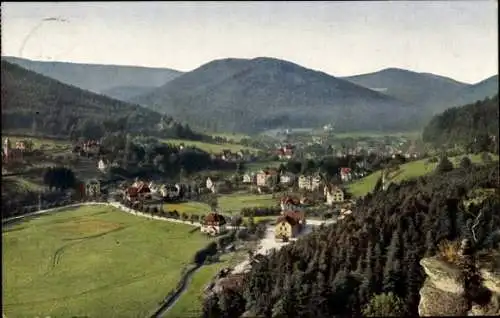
240,167,359,191
73,140,101,157
2,138,29,164
275,144,295,160
119,179,184,203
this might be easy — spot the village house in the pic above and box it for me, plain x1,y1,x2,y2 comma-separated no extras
85,179,101,197
276,144,295,160
125,181,152,202
206,176,228,194
324,184,345,205
256,169,278,188
2,138,24,163
148,182,181,200
279,171,296,186
242,173,256,184
274,210,306,241
340,167,353,183
221,149,243,162
81,140,101,156
201,212,227,236
97,159,109,173
298,174,322,191
280,196,300,211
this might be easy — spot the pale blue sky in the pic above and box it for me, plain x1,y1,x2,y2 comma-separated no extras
1,1,498,83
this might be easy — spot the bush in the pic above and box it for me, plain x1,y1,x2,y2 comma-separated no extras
459,156,473,170
436,156,454,173
194,241,219,265
427,157,439,164
240,206,281,217
362,292,404,317
437,240,462,264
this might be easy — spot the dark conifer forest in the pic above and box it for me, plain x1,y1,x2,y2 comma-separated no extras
203,162,500,317
422,95,499,154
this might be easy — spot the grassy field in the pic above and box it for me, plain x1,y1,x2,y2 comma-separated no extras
166,250,248,318
347,153,499,198
210,132,250,142
2,134,71,152
245,160,282,172
218,193,277,214
160,138,260,154
163,193,278,216
163,201,210,215
2,205,213,318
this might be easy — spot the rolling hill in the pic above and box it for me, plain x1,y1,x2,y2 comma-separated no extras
1,61,201,140
1,56,183,101
343,68,498,114
131,57,422,134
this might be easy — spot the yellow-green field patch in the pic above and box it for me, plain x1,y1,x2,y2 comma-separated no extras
219,193,277,214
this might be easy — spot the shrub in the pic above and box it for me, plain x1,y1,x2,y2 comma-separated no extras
460,156,473,170
436,156,454,173
437,240,462,264
362,292,404,317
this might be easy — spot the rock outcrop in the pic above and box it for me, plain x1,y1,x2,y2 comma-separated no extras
419,252,500,316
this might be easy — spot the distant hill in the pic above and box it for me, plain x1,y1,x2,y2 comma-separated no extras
131,57,422,134
343,68,498,114
447,75,499,109
422,94,499,153
100,85,157,102
1,61,201,140
1,56,183,100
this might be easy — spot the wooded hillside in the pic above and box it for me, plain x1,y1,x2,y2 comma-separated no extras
204,162,500,317
422,95,499,153
1,61,202,141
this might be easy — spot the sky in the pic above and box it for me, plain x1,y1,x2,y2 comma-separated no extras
1,1,498,84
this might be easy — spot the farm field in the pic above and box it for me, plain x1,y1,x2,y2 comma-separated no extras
245,160,282,172
160,138,260,154
2,205,212,318
347,153,499,198
165,250,248,318
163,201,209,215
218,192,277,214
163,193,277,216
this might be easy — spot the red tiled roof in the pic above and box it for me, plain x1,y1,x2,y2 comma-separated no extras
204,212,226,224
276,210,305,226
280,196,299,205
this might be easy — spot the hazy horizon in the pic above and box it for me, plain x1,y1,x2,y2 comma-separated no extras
1,1,498,84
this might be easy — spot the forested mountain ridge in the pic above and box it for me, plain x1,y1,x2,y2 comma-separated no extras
422,95,499,153
1,61,202,141
448,75,499,110
343,68,497,115
203,162,500,317
131,57,423,134
2,56,183,100
343,67,467,109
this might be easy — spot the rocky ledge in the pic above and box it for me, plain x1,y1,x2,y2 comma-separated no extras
419,252,500,316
